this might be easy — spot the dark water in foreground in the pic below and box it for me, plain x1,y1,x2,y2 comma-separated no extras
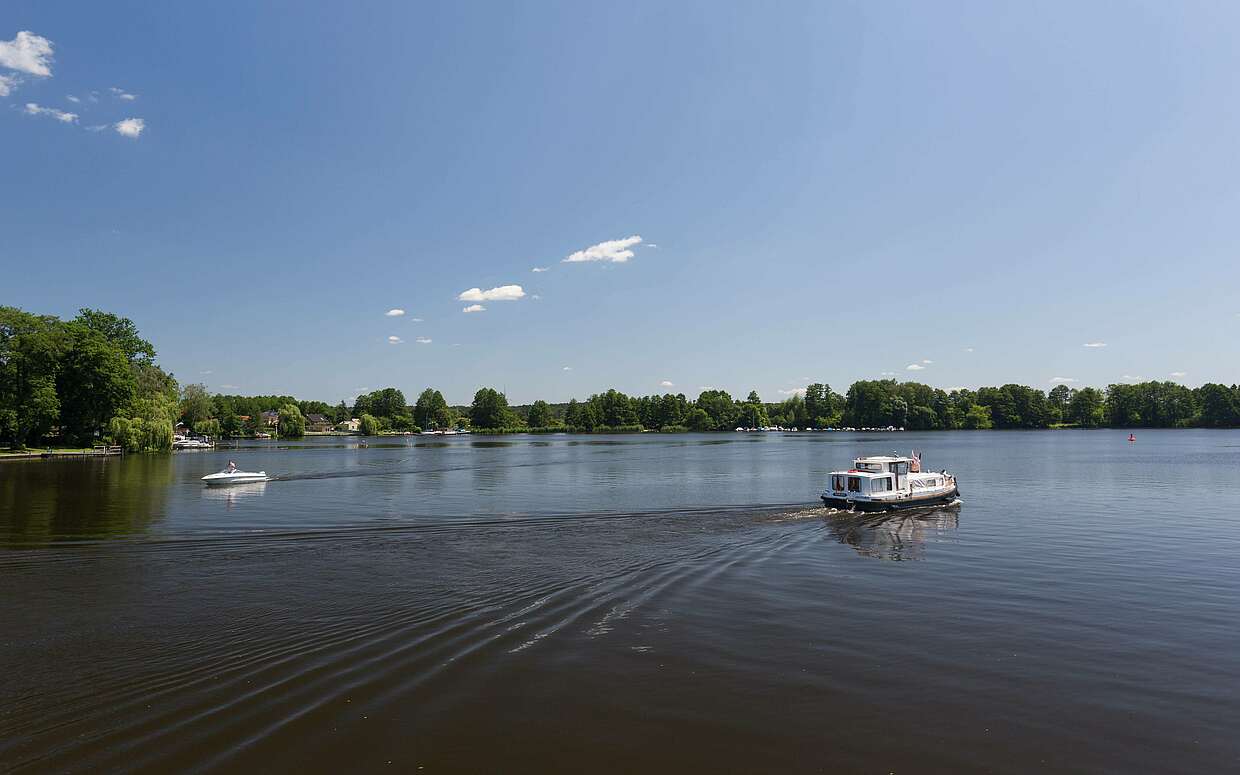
2,430,1239,772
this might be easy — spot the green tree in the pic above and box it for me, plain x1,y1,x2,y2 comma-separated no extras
1197,383,1239,427
278,403,306,438
696,389,740,430
414,388,453,429
73,308,156,364
180,383,213,428
527,399,553,427
470,388,516,429
686,407,713,431
1067,387,1105,427
57,325,136,444
962,404,993,429
737,390,770,428
0,307,69,447
193,418,222,438
360,413,381,436
1048,384,1072,423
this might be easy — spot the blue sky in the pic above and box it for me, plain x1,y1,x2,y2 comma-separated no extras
3,1,1238,405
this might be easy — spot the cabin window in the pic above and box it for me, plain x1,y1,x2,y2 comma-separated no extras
893,462,908,474
847,476,862,492
871,477,892,493
832,475,845,491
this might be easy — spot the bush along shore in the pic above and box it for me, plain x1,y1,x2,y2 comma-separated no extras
5,305,1240,453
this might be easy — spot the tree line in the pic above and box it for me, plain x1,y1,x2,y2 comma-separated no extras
6,306,1240,451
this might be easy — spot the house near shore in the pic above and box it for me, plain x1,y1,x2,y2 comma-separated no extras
337,418,362,432
260,410,279,427
305,413,334,432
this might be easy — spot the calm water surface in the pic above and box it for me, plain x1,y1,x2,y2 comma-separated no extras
2,431,1239,772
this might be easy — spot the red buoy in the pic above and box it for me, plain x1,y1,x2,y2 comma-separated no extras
1128,433,1136,443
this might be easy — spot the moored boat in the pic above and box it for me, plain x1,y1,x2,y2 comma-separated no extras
821,452,958,511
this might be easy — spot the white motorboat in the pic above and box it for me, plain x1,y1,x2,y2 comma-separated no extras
202,469,269,486
821,452,958,511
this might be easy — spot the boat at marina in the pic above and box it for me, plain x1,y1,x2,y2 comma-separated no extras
821,453,958,511
202,469,269,486
173,434,214,450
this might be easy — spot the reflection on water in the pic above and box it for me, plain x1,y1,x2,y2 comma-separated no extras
826,505,960,561
0,456,174,545
200,481,268,509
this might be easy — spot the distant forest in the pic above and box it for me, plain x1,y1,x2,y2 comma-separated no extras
5,306,1240,451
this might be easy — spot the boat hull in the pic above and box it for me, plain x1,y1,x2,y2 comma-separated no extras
202,472,268,486
821,487,959,512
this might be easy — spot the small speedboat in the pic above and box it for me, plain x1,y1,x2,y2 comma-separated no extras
202,469,269,486
821,452,958,512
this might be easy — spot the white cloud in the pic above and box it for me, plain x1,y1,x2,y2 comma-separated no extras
109,86,137,101
906,363,925,371
562,366,572,371
410,317,424,322
385,308,405,317
530,294,542,300
646,243,659,249
85,124,108,132
563,235,642,264
531,266,550,273
881,371,897,376
1169,371,1187,378
200,370,213,375
462,304,486,313
964,347,974,353
1049,376,1077,383
922,359,933,364
0,74,16,97
415,337,432,344
388,336,403,344
219,384,240,390
660,380,674,387
1121,374,1141,381
458,284,525,302
65,94,79,103
113,118,145,138
1083,342,1107,348
0,31,55,77
778,387,806,395
24,102,77,123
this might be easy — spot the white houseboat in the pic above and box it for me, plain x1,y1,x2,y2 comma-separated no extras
822,453,958,511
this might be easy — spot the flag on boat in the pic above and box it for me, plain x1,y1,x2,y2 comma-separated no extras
910,450,922,472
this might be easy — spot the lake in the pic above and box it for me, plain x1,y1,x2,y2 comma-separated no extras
2,430,1238,772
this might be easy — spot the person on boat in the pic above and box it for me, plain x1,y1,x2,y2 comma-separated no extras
227,460,237,472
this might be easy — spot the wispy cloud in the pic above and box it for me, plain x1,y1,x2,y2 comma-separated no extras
646,243,659,249
1083,342,1107,348
385,308,405,317
65,94,79,103
660,380,674,387
410,317,424,322
219,384,240,390
462,304,486,313
113,117,145,138
531,266,550,273
0,74,16,97
881,371,897,376
921,359,933,364
964,347,974,353
109,86,136,101
200,370,213,375
23,102,77,123
1049,376,1077,383
0,31,55,77
1169,371,1187,378
415,337,432,344
562,366,572,371
1121,375,1142,381
778,387,806,395
458,284,525,302
563,235,642,264
388,335,403,344
906,363,925,371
